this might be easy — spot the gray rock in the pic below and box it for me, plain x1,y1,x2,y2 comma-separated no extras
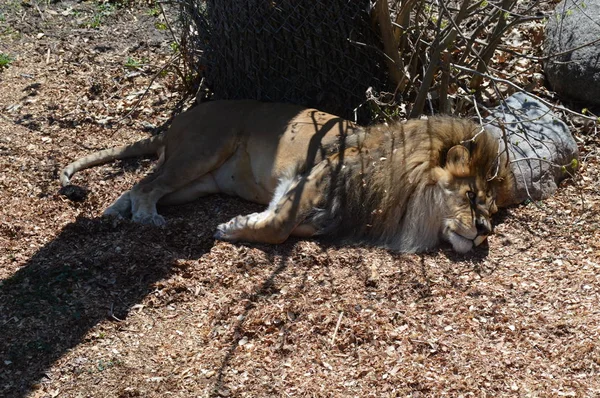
484,92,579,205
544,0,600,105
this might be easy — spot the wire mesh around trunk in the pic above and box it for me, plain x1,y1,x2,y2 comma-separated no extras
179,0,390,123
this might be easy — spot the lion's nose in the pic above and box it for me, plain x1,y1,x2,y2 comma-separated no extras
475,218,491,235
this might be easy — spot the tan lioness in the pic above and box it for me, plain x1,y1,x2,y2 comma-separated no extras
61,100,513,253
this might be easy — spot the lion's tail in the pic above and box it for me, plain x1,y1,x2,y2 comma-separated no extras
60,135,164,186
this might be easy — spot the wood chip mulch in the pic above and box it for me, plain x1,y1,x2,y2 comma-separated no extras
1,1,599,397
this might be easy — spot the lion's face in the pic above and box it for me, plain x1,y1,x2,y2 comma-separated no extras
435,143,501,254
440,176,499,253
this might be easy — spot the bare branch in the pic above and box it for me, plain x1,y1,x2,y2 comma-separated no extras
450,63,598,122
469,0,517,90
373,0,407,91
439,50,451,115
410,0,472,118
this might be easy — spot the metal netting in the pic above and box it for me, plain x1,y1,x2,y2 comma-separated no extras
179,0,391,123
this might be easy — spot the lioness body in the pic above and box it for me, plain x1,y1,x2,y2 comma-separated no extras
61,100,512,253
158,101,360,205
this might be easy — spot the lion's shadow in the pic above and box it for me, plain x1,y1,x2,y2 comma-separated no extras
0,195,501,397
0,214,213,397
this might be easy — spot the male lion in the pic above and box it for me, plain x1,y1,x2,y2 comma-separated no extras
61,100,513,253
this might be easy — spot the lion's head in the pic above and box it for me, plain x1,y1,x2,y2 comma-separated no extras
314,117,514,254
433,133,508,253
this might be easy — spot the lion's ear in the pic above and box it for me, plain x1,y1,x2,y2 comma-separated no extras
445,145,471,177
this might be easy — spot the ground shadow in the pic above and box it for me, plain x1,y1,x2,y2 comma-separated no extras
0,216,213,397
0,204,495,397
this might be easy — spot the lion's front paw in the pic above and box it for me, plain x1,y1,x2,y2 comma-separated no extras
214,212,266,242
214,216,247,241
132,212,166,226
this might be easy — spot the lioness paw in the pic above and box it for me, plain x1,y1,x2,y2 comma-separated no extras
103,207,127,219
132,213,166,226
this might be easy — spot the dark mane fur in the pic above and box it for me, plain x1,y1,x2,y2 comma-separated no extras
308,116,512,252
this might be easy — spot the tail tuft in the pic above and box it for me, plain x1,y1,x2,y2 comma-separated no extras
58,184,89,202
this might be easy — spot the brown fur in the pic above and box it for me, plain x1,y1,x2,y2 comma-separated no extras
60,100,514,253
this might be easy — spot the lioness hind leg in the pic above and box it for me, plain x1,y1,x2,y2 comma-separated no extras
129,136,238,225
158,174,219,206
129,170,195,226
103,190,132,219
215,164,329,244
103,185,212,224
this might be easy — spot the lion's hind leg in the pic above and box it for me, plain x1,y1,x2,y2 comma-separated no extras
128,168,207,226
158,174,219,206
127,133,238,226
103,190,133,219
126,170,171,226
214,163,329,244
